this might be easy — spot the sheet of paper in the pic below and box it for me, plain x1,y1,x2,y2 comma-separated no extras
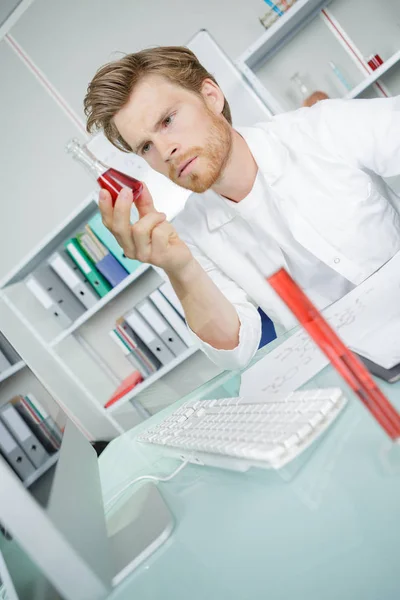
350,319,400,369
240,252,400,397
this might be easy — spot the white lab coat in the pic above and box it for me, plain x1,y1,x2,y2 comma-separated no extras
173,96,400,370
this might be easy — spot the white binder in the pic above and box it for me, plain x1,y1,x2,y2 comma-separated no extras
0,420,35,480
124,309,175,366
159,281,185,318
136,298,187,357
26,264,85,328
48,250,98,310
149,289,195,348
0,404,49,469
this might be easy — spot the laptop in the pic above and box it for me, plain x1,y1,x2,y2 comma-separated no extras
0,419,173,600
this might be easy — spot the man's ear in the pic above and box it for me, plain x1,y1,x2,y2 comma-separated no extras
200,78,225,116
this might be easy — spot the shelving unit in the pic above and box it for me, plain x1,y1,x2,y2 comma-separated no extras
236,0,400,113
49,263,151,347
0,332,64,495
0,333,25,387
107,345,199,413
0,361,24,386
0,0,33,41
23,451,60,489
238,0,332,68
0,332,63,597
0,183,215,439
0,193,97,288
345,49,400,99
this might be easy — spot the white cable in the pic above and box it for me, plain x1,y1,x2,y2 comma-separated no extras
105,458,191,513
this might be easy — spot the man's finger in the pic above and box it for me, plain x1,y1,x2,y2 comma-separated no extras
151,220,176,255
135,183,157,218
111,188,137,257
132,213,167,260
113,187,134,234
98,189,113,229
113,229,137,260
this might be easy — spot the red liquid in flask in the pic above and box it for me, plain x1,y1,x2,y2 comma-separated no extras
98,168,143,206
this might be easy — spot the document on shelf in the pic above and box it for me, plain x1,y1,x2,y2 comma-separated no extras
240,251,400,397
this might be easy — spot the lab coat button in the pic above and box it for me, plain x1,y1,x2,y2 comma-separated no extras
334,257,340,264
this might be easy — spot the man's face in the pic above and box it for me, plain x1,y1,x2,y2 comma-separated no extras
113,74,232,193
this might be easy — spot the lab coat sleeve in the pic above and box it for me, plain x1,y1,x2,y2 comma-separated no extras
158,239,262,371
305,95,400,177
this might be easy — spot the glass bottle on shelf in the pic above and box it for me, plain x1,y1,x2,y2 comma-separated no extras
259,9,279,29
288,72,328,108
290,72,311,104
66,138,143,205
259,0,295,29
278,0,297,12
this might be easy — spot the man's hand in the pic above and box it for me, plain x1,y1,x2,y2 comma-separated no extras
98,183,194,275
99,183,241,354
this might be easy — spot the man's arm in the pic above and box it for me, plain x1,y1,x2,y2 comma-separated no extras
166,258,240,350
165,239,262,370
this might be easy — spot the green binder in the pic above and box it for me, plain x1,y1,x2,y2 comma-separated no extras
64,238,111,298
88,212,143,275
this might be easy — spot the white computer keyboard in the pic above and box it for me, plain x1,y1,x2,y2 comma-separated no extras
138,388,348,471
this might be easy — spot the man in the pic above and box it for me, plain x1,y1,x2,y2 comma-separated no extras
84,46,400,370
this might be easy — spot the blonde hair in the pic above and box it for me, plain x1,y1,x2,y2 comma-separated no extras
84,46,232,153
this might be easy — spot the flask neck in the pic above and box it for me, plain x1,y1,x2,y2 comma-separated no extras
65,139,108,181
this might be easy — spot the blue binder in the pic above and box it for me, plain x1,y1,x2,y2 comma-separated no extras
95,254,128,287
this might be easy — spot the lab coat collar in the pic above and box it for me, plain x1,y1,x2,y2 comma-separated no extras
202,125,289,232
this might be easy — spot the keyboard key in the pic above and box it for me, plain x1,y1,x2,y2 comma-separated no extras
284,434,300,449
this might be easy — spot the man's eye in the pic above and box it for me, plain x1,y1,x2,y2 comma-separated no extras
142,142,151,154
163,114,174,126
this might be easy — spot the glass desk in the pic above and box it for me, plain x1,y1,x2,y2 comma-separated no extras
100,333,400,600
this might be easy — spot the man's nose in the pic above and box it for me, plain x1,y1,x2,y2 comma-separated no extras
158,139,180,163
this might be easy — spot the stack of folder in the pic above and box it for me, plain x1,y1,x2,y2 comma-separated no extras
109,280,195,384
0,394,62,482
25,210,145,329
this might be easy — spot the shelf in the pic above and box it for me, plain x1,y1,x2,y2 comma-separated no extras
0,0,34,41
107,345,199,413
345,49,400,99
0,360,25,385
23,451,60,489
0,191,97,288
49,263,152,347
238,0,332,69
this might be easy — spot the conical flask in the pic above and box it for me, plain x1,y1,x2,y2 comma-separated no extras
66,138,143,205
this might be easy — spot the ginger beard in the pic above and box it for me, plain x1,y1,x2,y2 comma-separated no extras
168,108,233,194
